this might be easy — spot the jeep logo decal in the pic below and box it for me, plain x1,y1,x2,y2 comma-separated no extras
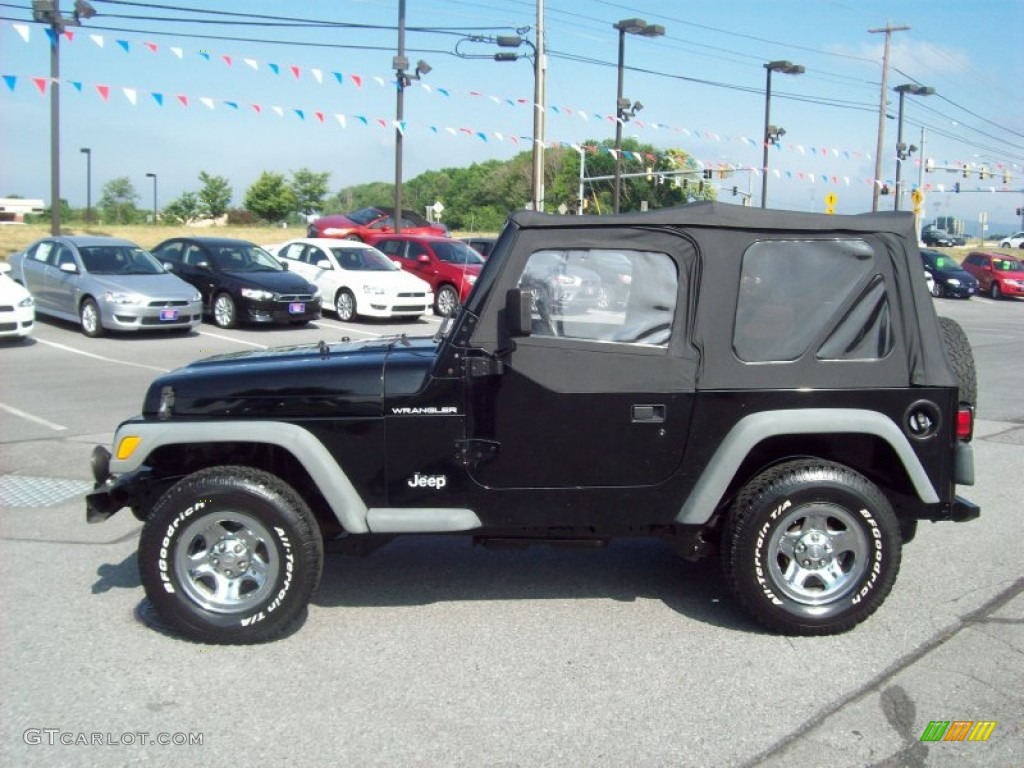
408,473,447,490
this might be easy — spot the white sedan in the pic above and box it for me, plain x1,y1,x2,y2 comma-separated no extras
268,238,433,321
999,231,1024,249
0,261,35,341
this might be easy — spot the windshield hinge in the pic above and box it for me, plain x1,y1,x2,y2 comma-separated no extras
454,439,500,468
465,356,505,378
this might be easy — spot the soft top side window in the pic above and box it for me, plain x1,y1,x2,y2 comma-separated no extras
516,248,678,346
733,239,876,362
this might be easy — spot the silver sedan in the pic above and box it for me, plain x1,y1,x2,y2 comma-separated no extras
8,235,203,337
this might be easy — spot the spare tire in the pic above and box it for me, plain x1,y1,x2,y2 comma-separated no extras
937,316,977,407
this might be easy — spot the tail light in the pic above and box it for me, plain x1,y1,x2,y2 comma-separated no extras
956,405,974,441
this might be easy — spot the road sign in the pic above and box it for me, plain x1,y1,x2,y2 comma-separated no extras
825,192,836,215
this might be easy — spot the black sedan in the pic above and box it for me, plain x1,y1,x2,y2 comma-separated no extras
151,237,322,328
920,248,978,299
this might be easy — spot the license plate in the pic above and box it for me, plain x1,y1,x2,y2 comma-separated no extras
159,309,179,321
288,302,305,314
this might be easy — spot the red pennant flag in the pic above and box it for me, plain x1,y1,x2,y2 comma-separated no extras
222,55,232,67
144,42,158,53
314,111,325,123
32,77,48,94
63,30,74,42
96,84,110,101
350,74,363,88
290,66,301,79
176,94,189,107
251,104,262,114
376,118,387,129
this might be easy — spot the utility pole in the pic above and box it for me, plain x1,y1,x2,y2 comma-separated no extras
531,0,546,212
868,23,909,212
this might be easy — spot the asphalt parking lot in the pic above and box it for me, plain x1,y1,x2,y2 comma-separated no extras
1,298,1021,767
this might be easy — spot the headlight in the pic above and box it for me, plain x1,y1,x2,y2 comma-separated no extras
323,228,347,236
18,296,34,308
361,285,386,295
945,278,961,286
191,292,202,302
240,287,274,300
104,291,144,305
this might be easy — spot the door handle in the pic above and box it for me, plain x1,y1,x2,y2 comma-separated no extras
631,404,666,423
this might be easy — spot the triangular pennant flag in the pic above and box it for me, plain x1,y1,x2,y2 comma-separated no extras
355,115,368,125
200,97,215,109
295,109,306,120
311,68,323,84
271,106,284,117
96,85,110,102
334,114,347,128
224,101,238,110
3,75,17,92
144,42,158,53
477,132,489,142
13,24,30,43
314,111,325,123
176,94,188,107
90,33,104,48
268,63,280,75
32,77,48,95
290,66,300,79
333,72,344,85
350,75,363,88
170,46,183,59
151,92,164,106
437,88,449,97
44,27,56,46
376,118,387,129
251,104,262,113
198,52,210,61
123,87,137,105
116,40,130,53
373,76,386,87
63,29,73,42
244,58,258,70
222,55,233,67
393,120,405,135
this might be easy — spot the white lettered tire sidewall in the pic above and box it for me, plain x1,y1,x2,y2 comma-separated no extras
726,461,902,635
139,466,323,644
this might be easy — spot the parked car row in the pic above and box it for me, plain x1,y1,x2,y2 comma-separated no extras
920,248,1024,300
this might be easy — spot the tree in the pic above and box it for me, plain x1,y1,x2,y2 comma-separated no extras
162,192,203,225
289,168,330,216
243,172,297,223
99,177,140,224
197,172,232,220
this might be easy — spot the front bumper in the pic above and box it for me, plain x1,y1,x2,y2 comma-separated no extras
996,280,1024,297
106,300,204,331
243,297,322,324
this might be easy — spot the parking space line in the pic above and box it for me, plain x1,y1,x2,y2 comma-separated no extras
0,402,68,431
195,330,269,348
33,338,170,373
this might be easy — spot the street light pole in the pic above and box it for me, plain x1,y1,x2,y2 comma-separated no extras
893,83,934,212
612,18,664,214
145,173,157,224
761,60,804,209
392,0,429,235
868,24,910,212
80,147,91,223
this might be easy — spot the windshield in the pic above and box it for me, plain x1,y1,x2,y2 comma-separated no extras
330,246,399,271
211,244,283,272
433,241,485,265
345,207,384,226
995,258,1024,271
80,245,165,275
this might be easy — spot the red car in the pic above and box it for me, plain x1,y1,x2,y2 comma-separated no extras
961,251,1024,299
307,206,447,241
367,234,483,316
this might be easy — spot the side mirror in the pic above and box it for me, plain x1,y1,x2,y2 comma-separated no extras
279,261,288,271
506,288,533,337
60,262,79,274
316,259,333,270
195,261,211,271
162,261,176,272
417,254,431,264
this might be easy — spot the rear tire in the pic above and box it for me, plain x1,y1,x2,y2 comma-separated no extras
937,316,978,407
138,466,324,644
724,460,901,635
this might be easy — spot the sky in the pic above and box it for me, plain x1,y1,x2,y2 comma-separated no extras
1,0,1022,233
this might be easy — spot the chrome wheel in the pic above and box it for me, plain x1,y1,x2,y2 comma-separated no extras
80,299,103,337
213,293,237,328
174,512,280,614
767,503,869,606
436,285,459,316
335,289,356,321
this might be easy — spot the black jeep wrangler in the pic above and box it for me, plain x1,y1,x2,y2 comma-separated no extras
87,203,979,643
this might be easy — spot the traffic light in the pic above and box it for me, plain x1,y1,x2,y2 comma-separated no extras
880,184,890,195
1005,170,1012,185
954,182,960,194
702,169,713,180
925,157,935,172
732,186,738,196
979,165,988,180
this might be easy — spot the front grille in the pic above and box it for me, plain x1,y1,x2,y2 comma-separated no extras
0,322,16,332
139,314,197,326
275,294,317,303
394,304,428,312
397,292,428,298
147,300,191,307
0,305,13,312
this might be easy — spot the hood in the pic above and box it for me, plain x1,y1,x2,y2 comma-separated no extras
92,272,198,299
142,336,439,420
223,269,315,293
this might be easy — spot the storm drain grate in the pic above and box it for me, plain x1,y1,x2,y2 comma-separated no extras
0,475,94,508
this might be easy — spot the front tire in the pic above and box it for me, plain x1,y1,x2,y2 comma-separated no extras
991,282,1002,300
930,281,944,298
213,293,237,329
724,460,901,635
138,466,324,644
335,289,357,321
435,284,459,316
80,298,104,337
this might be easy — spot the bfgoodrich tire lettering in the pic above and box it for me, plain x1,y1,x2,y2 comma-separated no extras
724,460,901,635
138,466,323,643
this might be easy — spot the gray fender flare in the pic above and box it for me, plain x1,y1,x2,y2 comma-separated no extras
109,421,373,533
675,408,939,525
